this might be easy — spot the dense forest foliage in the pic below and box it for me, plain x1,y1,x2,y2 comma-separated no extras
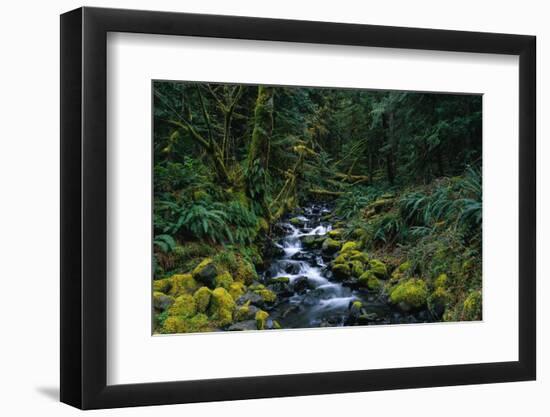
152,81,482,333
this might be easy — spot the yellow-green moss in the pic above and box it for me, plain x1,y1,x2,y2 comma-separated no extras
328,228,344,239
462,290,482,321
257,217,269,233
434,273,449,288
350,260,365,277
368,259,388,278
389,278,428,309
214,271,234,289
351,300,362,310
358,271,381,291
340,241,359,254
234,301,253,321
153,291,175,311
162,313,212,334
193,190,209,201
167,294,197,317
390,260,411,282
322,238,342,254
228,282,246,300
332,263,351,279
193,287,212,313
333,254,348,264
349,252,369,264
273,320,282,329
255,310,269,330
256,288,277,304
233,257,257,285
153,278,172,294
169,274,199,296
208,287,236,326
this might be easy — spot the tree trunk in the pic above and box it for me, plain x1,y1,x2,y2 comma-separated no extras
247,86,274,171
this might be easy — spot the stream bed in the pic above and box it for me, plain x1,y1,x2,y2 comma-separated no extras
256,203,432,329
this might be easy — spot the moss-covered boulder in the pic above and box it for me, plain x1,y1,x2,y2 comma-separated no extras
289,217,305,226
368,259,388,279
332,263,351,279
350,260,365,277
462,290,482,321
349,252,369,264
233,257,257,285
340,241,359,254
268,276,290,284
428,286,451,317
192,258,218,288
208,287,236,327
302,236,323,249
389,278,428,311
322,238,342,254
193,287,212,313
214,271,234,290
168,274,199,297
167,294,197,317
255,310,270,330
153,278,172,294
153,291,175,311
434,273,449,288
328,228,344,239
333,253,349,264
358,271,381,291
228,282,246,300
390,260,411,282
234,301,259,321
162,313,212,333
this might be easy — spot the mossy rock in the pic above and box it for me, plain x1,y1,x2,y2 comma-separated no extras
332,263,351,279
169,274,199,296
257,217,269,233
255,310,270,330
162,313,212,334
208,287,236,327
368,259,388,279
350,260,365,277
153,278,172,294
214,271,234,290
462,290,482,321
289,217,305,226
192,258,218,288
255,288,277,304
234,301,259,321
389,278,428,311
268,276,290,284
428,286,451,317
358,271,381,291
167,294,197,317
333,253,349,264
340,241,359,254
328,228,344,239
322,238,342,254
228,282,246,300
434,273,449,288
302,236,323,249
349,252,369,264
153,291,175,311
390,261,411,282
193,287,212,313
233,257,258,285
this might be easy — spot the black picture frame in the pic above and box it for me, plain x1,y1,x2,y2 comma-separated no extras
60,6,536,410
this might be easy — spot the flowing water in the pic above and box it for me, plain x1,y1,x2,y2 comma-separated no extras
263,204,397,328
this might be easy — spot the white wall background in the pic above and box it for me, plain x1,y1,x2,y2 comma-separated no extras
0,0,546,415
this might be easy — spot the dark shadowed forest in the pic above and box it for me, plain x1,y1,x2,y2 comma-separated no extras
152,81,482,334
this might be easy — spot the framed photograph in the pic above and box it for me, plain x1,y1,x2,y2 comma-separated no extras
60,6,536,409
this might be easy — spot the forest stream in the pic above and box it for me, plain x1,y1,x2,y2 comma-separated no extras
254,203,434,329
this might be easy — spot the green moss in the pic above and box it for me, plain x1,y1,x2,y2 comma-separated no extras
322,238,342,254
208,287,236,326
214,271,234,289
273,320,282,329
255,310,270,330
332,263,351,279
333,254,348,264
358,271,381,291
340,241,359,254
391,260,411,282
153,291,175,311
228,282,246,300
162,313,212,334
368,259,388,278
289,217,303,226
434,273,449,288
462,290,482,321
153,278,172,294
235,301,254,321
268,277,290,284
389,278,428,309
350,260,365,277
351,301,362,310
192,258,218,287
168,274,199,296
193,287,212,313
193,190,209,201
257,217,269,233
167,294,197,317
256,288,277,304
349,252,369,264
233,257,257,285
328,228,344,239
